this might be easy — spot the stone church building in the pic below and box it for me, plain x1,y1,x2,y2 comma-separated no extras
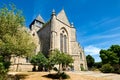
30,9,87,71
10,9,87,71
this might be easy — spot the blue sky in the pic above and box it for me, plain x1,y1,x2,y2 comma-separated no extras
1,0,120,62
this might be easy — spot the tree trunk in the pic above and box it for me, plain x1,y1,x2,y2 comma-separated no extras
59,64,62,80
58,64,60,74
58,64,62,73
16,56,20,72
32,65,36,71
48,67,51,74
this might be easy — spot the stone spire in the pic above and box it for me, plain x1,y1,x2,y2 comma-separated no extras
51,9,56,17
71,22,74,27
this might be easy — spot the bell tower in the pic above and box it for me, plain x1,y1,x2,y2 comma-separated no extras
30,14,45,32
29,15,45,54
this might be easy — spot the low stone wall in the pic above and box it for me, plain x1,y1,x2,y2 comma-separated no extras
9,64,33,72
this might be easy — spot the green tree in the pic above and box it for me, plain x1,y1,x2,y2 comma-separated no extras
109,45,120,64
86,55,95,69
50,49,74,73
0,56,10,80
100,50,119,65
30,54,38,71
99,45,120,73
0,4,36,78
47,49,73,80
0,5,35,57
100,63,114,73
46,53,56,73
62,53,74,70
94,62,102,69
15,27,36,71
30,52,47,71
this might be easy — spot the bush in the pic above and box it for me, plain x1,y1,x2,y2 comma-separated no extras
100,64,114,73
80,66,84,71
60,72,70,79
0,56,11,80
44,72,70,79
113,64,120,74
0,63,8,80
94,62,102,68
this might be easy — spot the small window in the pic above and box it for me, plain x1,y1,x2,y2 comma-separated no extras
80,53,82,60
33,33,35,36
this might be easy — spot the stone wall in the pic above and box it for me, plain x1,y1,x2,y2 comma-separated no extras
10,56,33,72
37,22,51,55
10,64,33,72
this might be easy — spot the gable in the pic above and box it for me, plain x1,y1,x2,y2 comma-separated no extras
57,9,70,26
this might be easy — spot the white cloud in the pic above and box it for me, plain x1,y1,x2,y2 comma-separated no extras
80,33,120,44
95,33,120,39
84,45,101,55
102,26,120,34
84,45,102,62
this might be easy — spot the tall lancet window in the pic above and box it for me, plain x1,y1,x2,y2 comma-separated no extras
60,34,63,52
64,35,67,53
60,28,68,53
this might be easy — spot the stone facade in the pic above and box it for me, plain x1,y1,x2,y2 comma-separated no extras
29,9,87,71
10,9,87,71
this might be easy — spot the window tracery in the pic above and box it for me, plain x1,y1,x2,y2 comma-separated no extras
60,28,68,53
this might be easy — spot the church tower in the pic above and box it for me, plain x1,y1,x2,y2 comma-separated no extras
30,15,45,32
29,15,45,54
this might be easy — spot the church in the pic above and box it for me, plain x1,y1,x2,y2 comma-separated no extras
30,9,88,71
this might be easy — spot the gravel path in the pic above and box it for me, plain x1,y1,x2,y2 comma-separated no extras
8,71,120,80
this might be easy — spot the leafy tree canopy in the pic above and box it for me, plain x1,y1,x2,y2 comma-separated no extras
30,52,47,66
50,49,74,66
86,55,95,68
99,45,120,73
0,4,36,78
0,4,36,57
50,49,74,72
100,45,119,65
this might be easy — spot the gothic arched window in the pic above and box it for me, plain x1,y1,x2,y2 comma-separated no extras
60,28,68,53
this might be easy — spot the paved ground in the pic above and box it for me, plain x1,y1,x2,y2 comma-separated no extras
8,71,120,80
70,71,120,80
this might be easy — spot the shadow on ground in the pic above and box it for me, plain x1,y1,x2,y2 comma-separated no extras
8,74,28,80
42,72,70,79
